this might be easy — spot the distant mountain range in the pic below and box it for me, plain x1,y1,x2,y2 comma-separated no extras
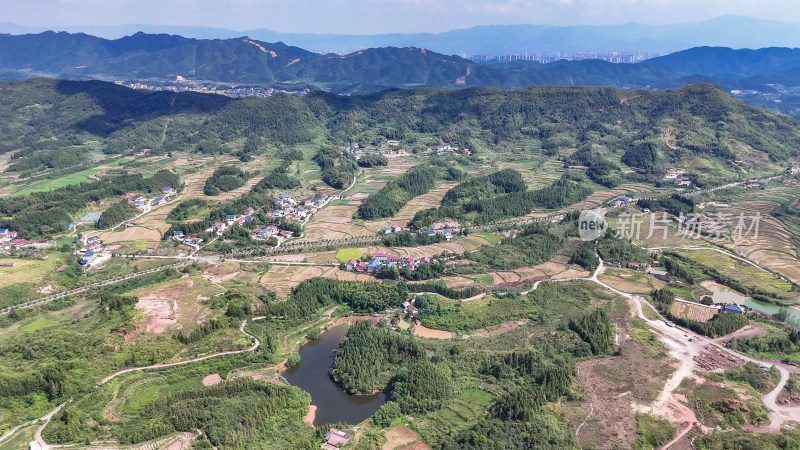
3,16,800,55
3,31,800,98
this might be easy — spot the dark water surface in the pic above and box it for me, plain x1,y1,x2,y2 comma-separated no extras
283,323,387,426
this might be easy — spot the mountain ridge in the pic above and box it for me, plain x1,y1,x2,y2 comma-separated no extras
4,15,800,54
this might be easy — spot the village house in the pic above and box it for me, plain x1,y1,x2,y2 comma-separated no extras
163,186,177,198
211,222,228,234
324,429,352,448
225,214,237,225
345,259,358,271
647,267,670,282
171,231,185,242
665,167,685,179
627,262,647,270
125,220,136,227
366,259,383,273
386,139,400,146
79,250,96,266
153,196,165,205
721,304,744,314
675,177,692,187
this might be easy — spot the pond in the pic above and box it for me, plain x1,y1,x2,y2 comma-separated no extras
283,323,387,426
700,280,747,304
741,298,800,326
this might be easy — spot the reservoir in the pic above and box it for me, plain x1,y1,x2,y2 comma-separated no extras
701,280,747,304
283,323,387,426
741,298,800,326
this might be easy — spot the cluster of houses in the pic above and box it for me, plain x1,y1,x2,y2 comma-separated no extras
787,164,800,175
265,193,339,222
381,224,406,234
78,235,105,267
344,252,437,274
202,207,256,237
253,225,293,240
130,186,176,210
169,231,204,248
382,148,408,158
429,143,471,156
664,167,692,187
0,228,51,251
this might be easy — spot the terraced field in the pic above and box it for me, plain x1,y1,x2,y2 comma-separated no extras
259,265,374,297
727,188,800,284
676,249,798,301
363,181,457,231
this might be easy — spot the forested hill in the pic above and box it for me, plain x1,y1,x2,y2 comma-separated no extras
6,31,800,97
1,78,799,170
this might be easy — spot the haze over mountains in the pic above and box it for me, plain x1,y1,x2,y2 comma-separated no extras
3,16,800,55
2,31,800,97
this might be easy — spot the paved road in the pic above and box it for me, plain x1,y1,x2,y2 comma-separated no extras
0,261,190,315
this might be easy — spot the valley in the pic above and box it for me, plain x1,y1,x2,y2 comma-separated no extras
0,77,799,450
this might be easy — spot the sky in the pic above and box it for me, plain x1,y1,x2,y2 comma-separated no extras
4,0,800,34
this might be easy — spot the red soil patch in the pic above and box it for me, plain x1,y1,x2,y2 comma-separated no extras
202,373,223,386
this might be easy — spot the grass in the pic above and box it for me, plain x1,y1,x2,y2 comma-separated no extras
633,413,675,450
335,248,364,263
472,232,502,244
0,424,38,450
472,274,494,285
16,166,104,196
416,388,494,447
20,318,60,332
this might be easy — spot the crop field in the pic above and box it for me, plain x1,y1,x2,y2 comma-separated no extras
335,248,364,263
260,265,374,297
670,301,718,323
471,232,501,244
363,181,457,231
726,193,800,284
555,183,653,216
598,268,665,294
676,249,797,300
298,204,374,242
485,261,589,286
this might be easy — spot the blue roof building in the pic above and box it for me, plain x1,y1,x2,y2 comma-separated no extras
367,259,383,271
67,222,75,230
618,195,632,202
173,231,184,236
83,251,95,258
424,230,436,235
721,305,744,314
79,259,88,265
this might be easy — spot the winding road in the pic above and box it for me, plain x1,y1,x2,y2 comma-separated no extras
0,317,266,449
